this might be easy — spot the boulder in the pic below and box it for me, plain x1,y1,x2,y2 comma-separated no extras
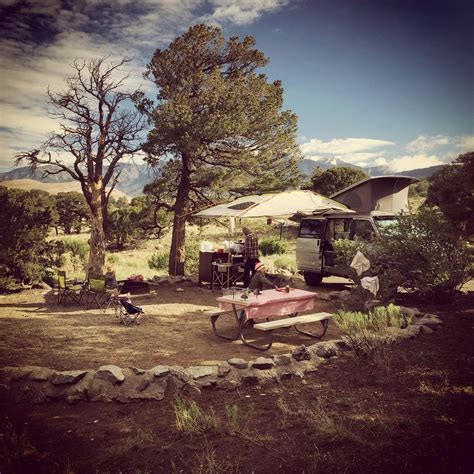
228,358,248,369
50,370,88,385
96,365,125,384
252,357,275,370
152,366,171,378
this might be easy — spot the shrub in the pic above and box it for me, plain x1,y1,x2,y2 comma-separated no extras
61,238,89,265
260,236,288,256
366,208,471,302
148,252,169,272
333,304,407,355
332,238,364,266
273,255,297,273
185,241,200,276
0,188,58,288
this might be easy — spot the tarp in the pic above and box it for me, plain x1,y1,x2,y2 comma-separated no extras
193,190,348,219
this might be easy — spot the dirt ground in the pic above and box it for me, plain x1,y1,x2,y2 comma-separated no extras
2,184,472,472
0,291,472,473
0,278,344,370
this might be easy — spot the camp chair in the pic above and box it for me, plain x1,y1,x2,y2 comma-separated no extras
57,271,84,305
116,296,144,326
86,274,115,310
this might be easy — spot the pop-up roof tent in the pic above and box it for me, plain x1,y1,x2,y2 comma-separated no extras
330,176,419,214
193,190,348,233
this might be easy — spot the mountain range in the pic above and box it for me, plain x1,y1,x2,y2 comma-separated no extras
0,159,442,197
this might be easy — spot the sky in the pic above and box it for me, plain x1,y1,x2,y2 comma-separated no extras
0,0,473,174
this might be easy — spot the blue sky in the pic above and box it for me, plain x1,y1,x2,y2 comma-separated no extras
0,0,473,173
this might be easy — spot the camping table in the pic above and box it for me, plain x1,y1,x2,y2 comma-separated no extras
214,288,320,350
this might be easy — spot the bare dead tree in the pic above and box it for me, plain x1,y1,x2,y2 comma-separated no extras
16,57,146,275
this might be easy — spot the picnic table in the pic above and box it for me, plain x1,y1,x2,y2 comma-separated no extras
211,288,332,351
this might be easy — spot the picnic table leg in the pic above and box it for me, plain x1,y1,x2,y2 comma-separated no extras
294,318,329,339
210,306,241,341
239,315,274,351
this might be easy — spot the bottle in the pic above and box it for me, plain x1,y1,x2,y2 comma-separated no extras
285,285,290,293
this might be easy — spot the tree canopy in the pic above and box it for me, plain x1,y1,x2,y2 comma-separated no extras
139,24,302,275
310,166,369,197
0,187,59,288
425,152,474,237
15,57,146,274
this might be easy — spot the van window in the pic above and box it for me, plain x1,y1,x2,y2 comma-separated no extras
299,220,323,238
331,219,352,240
353,220,375,240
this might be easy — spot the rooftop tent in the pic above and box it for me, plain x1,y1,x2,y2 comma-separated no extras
330,176,419,214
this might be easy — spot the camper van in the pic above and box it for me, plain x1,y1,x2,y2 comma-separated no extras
295,176,419,286
296,210,397,285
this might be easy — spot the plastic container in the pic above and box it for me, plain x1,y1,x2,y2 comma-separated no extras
200,241,213,252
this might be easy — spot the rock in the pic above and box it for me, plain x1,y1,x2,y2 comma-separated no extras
252,357,275,370
138,379,150,392
29,367,53,381
328,290,351,301
310,341,338,358
217,379,239,390
152,366,171,378
414,314,443,327
217,363,231,377
228,358,248,369
96,365,125,384
0,367,32,382
130,367,146,375
292,345,311,361
418,325,435,334
187,366,215,379
399,306,420,318
50,370,88,385
272,354,291,366
242,375,260,386
181,384,201,396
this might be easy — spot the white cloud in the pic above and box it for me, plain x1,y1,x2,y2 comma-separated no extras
300,137,395,155
454,135,474,153
201,0,289,25
385,154,444,173
374,157,387,166
406,134,450,153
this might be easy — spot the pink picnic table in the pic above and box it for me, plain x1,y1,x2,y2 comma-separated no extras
214,288,319,350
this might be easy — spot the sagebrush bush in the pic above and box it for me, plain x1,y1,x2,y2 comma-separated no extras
273,255,297,273
333,305,407,355
260,236,288,256
148,252,168,272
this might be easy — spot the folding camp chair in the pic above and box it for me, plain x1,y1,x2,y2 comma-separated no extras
57,270,84,305
86,274,115,310
115,296,144,326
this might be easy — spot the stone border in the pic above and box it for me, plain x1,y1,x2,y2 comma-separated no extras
0,310,443,404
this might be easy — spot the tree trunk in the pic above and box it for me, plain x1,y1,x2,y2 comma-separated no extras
169,156,191,276
87,179,106,276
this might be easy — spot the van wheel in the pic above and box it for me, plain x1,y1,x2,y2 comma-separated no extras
303,271,323,286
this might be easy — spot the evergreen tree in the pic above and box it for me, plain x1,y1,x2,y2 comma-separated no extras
139,24,302,275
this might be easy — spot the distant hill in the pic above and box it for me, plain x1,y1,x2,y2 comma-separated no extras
0,179,129,201
1,160,443,197
0,163,159,197
298,158,443,179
